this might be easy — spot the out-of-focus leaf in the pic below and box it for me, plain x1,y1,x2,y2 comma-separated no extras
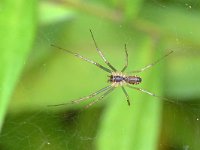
97,37,165,150
140,4,200,45
40,1,75,25
0,0,36,131
125,0,144,20
139,4,200,99
167,55,200,99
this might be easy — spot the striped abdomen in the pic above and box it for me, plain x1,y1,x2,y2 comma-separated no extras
124,76,142,85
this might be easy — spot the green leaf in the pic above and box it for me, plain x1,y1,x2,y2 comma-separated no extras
0,0,36,131
124,0,144,20
141,4,200,45
139,4,200,99
97,37,164,150
39,1,75,25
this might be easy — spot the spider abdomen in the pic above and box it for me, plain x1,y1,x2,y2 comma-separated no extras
124,76,142,85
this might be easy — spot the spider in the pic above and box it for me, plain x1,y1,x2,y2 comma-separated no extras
51,30,173,109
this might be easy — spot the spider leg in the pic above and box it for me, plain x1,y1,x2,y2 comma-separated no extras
129,51,173,74
121,86,130,106
121,44,128,72
89,29,117,72
127,85,174,103
48,85,112,107
84,87,115,109
51,44,112,73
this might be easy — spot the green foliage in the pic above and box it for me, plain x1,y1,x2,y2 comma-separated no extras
0,0,36,131
124,0,144,20
1,0,200,150
97,37,164,150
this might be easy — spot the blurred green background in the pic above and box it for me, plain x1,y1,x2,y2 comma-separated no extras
0,0,200,149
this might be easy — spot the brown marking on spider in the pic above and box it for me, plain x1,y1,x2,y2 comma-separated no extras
50,30,173,109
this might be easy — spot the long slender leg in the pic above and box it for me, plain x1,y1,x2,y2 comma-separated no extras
121,44,128,72
51,44,112,73
127,85,174,103
89,29,117,72
84,87,115,109
121,86,130,106
48,85,112,107
129,51,173,74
